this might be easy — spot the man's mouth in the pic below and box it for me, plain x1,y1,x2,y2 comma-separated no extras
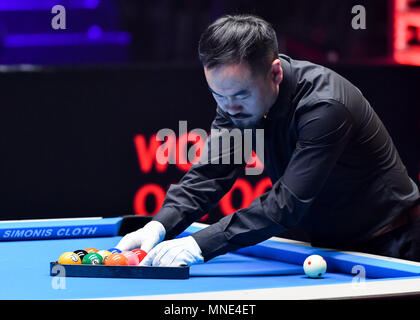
229,113,252,119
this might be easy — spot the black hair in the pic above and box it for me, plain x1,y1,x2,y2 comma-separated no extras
198,14,279,75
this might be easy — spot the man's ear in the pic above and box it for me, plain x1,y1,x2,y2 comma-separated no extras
270,59,283,85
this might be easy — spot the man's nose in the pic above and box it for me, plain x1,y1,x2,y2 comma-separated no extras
225,104,243,115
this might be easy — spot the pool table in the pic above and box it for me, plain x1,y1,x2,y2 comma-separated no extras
1,216,420,300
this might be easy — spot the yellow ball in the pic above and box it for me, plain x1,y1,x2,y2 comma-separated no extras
58,252,81,264
97,250,112,263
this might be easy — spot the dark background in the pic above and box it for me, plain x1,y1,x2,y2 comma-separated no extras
0,0,419,222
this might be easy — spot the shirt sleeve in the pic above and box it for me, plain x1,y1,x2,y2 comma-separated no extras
152,106,246,239
192,100,356,261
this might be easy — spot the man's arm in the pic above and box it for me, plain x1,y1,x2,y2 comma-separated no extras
192,100,356,261
152,106,246,239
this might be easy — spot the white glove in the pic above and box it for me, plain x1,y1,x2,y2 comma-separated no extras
115,221,166,252
140,236,204,267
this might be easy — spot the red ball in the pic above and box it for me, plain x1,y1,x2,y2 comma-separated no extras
132,249,148,263
122,251,140,265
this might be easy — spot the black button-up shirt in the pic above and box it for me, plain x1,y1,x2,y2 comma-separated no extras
153,54,420,261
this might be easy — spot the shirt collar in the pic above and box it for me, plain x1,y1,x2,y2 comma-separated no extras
264,54,295,121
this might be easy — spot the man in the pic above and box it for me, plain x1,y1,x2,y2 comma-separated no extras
116,14,420,265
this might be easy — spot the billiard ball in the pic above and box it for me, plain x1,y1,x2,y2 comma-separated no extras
303,255,327,278
82,252,103,265
85,248,99,253
97,250,112,263
73,249,88,261
104,253,128,266
107,248,122,254
131,249,147,263
122,251,139,266
58,252,81,264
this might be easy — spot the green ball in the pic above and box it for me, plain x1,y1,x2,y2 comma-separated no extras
82,252,103,265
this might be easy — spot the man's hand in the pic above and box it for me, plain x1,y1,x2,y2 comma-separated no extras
140,236,204,267
115,221,166,252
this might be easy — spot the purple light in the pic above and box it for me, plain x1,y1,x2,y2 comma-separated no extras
87,25,103,40
4,32,132,47
0,0,99,11
84,0,100,9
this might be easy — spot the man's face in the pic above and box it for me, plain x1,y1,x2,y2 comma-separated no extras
204,60,282,128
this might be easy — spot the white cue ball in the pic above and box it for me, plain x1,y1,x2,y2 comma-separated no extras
303,255,327,278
